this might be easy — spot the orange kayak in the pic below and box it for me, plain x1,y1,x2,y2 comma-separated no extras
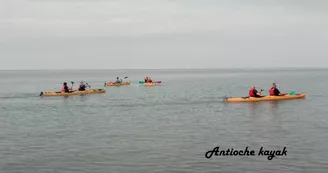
106,82,130,86
226,93,306,102
143,83,157,86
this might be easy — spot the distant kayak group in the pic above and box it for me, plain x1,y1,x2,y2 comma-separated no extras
40,78,306,103
106,76,161,86
39,76,161,97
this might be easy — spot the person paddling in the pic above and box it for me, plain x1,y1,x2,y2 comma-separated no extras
61,82,72,92
78,81,87,91
114,77,121,84
147,77,153,83
144,77,148,83
249,86,263,98
269,83,286,96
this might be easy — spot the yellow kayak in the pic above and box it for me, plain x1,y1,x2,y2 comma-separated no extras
226,93,306,103
106,82,130,86
40,89,106,96
143,83,157,86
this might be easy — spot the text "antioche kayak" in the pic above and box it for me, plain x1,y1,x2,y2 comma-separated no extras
205,146,287,160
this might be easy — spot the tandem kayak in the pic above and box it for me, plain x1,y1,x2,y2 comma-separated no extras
143,82,157,86
40,89,106,96
225,93,306,103
139,81,161,84
106,82,130,86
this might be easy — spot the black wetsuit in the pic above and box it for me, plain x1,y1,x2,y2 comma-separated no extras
64,85,69,92
273,88,281,96
253,89,264,98
78,85,86,91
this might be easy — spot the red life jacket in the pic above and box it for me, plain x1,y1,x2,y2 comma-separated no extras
269,88,275,95
249,89,255,97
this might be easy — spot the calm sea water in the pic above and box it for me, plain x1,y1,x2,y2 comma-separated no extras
1,68,328,173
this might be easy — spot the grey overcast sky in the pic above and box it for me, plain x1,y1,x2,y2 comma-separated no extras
0,0,328,69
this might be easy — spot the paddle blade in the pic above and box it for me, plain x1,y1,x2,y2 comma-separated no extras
289,91,295,95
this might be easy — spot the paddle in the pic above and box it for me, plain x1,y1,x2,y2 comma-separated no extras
118,77,128,82
71,81,74,90
289,91,295,95
80,81,91,89
85,82,91,89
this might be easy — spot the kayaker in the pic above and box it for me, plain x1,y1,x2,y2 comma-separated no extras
249,86,263,97
61,82,72,92
145,77,150,83
78,81,86,91
269,83,286,96
114,77,121,84
147,77,153,83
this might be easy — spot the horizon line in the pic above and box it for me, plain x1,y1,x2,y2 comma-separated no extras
1,67,328,71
